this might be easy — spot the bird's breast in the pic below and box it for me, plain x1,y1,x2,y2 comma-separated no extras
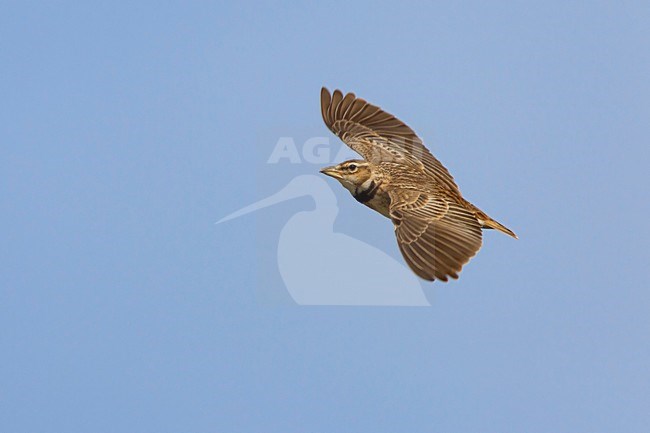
353,180,391,218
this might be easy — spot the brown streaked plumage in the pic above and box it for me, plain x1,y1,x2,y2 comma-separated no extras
319,87,517,282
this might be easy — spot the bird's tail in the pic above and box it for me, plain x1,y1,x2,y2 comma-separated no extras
467,202,518,239
481,216,518,239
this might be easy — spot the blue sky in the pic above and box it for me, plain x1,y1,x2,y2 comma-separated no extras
2,1,649,432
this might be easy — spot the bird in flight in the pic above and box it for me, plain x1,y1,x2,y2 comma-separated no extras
319,87,517,282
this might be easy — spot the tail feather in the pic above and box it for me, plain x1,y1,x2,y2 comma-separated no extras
466,201,518,239
481,217,518,239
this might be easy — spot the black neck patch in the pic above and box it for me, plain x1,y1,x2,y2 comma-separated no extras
354,180,380,203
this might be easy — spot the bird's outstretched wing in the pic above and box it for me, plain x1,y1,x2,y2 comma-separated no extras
389,189,482,281
320,87,460,193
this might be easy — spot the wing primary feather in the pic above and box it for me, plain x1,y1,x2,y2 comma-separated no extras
320,88,461,192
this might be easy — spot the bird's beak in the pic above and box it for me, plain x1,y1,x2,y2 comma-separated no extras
319,166,342,180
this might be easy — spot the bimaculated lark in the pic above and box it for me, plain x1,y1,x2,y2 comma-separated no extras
319,87,517,282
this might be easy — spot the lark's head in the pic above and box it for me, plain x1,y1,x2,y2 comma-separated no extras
319,160,373,190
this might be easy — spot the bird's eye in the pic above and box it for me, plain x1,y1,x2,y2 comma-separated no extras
348,164,358,172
